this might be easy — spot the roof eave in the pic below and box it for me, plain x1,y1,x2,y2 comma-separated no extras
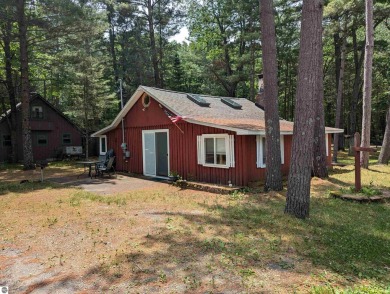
91,87,145,137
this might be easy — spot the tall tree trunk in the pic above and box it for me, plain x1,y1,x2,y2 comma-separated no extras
312,25,328,178
3,18,18,163
285,0,323,219
106,3,120,110
283,62,289,119
107,4,118,84
378,105,390,164
17,0,34,169
147,0,161,88
259,0,283,191
158,0,164,88
333,31,341,91
360,0,374,168
349,28,365,155
249,40,255,101
83,77,89,160
332,34,346,163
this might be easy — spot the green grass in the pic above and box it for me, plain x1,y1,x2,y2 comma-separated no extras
0,180,58,195
311,284,390,293
69,190,127,206
340,186,383,196
0,162,24,171
206,194,390,281
336,148,380,166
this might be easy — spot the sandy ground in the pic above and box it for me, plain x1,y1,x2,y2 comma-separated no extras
0,165,352,293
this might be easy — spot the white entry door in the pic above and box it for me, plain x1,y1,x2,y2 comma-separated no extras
142,130,169,177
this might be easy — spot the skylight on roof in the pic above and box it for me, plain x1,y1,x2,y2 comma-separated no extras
221,98,242,109
186,94,210,107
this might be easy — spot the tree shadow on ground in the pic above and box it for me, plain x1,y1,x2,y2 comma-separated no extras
0,181,59,196
100,194,390,287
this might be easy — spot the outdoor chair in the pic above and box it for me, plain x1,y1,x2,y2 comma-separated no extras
96,149,115,170
97,156,116,177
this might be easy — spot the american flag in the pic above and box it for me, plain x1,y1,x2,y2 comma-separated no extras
164,110,187,123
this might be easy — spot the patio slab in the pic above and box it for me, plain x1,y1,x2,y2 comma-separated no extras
48,174,166,195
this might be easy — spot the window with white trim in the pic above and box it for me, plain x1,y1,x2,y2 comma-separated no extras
197,134,235,168
99,135,107,155
325,134,329,156
256,135,284,168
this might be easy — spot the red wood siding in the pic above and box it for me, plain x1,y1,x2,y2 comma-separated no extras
106,96,334,186
0,97,82,162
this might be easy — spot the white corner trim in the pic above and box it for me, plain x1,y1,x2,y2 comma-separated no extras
99,135,107,155
256,135,285,168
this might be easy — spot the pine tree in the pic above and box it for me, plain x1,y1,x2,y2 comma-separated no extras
17,0,34,169
360,0,374,168
259,0,283,191
378,105,390,164
285,0,324,219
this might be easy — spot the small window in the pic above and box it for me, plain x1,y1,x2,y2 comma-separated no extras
142,95,151,107
256,135,284,168
62,133,71,144
197,134,234,168
31,106,43,119
3,135,11,147
100,136,107,155
37,134,48,146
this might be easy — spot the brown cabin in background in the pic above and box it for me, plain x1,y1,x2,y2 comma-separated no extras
0,93,83,162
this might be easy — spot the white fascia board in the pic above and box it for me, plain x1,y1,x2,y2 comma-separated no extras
325,128,344,134
91,87,144,137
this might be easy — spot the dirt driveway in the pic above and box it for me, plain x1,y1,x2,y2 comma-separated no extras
0,165,318,293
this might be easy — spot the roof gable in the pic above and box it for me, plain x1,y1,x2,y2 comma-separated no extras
0,93,82,133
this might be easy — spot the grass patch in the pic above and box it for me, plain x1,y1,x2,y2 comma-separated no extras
69,190,127,206
340,186,383,197
0,162,24,171
311,284,390,293
203,190,390,282
337,149,379,166
0,180,57,195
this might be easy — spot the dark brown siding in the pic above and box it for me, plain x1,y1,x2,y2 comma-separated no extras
0,96,82,162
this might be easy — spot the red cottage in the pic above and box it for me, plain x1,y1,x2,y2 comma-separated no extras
0,93,83,162
92,86,343,186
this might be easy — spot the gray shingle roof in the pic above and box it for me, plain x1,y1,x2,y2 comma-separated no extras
92,85,344,136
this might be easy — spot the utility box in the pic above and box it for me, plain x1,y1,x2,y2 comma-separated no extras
62,146,83,159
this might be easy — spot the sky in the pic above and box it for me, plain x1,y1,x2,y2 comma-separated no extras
169,27,190,44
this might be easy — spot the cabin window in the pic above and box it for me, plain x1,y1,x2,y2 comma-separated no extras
31,106,43,119
197,134,235,168
2,135,11,147
62,133,72,145
100,135,107,155
256,135,284,168
37,134,48,146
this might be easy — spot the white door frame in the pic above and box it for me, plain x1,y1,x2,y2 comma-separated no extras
142,129,170,177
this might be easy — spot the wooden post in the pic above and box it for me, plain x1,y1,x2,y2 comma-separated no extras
352,132,375,191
